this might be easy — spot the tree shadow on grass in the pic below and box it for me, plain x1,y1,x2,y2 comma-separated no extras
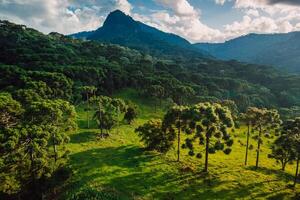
147,166,293,199
77,119,97,129
246,166,294,182
151,176,291,200
65,145,163,197
66,146,295,200
69,131,97,143
77,119,87,129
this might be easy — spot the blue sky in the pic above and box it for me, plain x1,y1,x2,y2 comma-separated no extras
1,0,300,42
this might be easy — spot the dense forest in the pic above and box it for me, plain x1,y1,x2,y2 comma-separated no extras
1,19,300,199
1,20,300,112
195,32,300,73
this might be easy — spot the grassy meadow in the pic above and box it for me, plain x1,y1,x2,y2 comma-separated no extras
62,89,299,200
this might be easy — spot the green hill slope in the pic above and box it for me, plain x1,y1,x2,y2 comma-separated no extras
1,20,300,112
63,89,297,200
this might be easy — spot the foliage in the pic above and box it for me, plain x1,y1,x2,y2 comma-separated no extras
280,118,300,186
0,93,23,129
246,107,281,168
1,19,300,199
123,102,138,124
1,20,300,113
269,134,296,171
93,96,126,137
0,92,76,197
185,103,234,172
163,105,190,161
135,119,176,153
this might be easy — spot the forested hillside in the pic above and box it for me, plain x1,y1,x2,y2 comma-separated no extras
1,19,300,200
1,20,300,113
194,32,300,73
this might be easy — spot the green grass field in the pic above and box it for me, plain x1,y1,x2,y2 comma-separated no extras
62,89,299,200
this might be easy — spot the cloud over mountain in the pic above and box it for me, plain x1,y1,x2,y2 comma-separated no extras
1,0,300,42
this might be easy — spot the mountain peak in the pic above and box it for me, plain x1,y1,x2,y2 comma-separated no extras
71,9,208,58
103,10,136,28
109,9,127,16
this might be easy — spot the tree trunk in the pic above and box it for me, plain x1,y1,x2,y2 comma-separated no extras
255,125,262,169
87,93,90,129
204,134,210,172
282,162,286,171
294,156,300,187
98,102,103,138
245,122,250,166
177,122,181,162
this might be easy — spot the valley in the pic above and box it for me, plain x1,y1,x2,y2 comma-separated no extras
1,8,300,200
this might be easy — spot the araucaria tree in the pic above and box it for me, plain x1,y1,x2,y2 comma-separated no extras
81,86,97,128
268,133,296,171
0,93,24,194
26,99,77,163
135,119,176,153
279,118,300,186
247,107,281,169
93,96,126,138
242,107,258,166
163,106,189,162
0,94,77,197
186,103,234,172
111,98,127,132
146,85,165,112
171,85,195,105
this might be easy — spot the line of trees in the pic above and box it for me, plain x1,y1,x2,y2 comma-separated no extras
136,103,300,185
136,102,234,172
79,94,138,138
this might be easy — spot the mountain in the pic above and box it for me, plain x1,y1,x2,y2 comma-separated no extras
194,32,300,72
70,10,210,58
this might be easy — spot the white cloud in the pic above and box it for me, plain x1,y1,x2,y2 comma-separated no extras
0,0,300,43
224,15,278,37
135,0,300,42
115,0,132,14
139,0,223,42
0,0,132,34
155,0,198,17
246,9,259,17
215,0,226,6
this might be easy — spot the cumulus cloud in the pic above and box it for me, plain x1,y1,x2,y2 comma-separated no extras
223,15,294,38
246,9,260,17
0,0,132,34
115,0,132,14
139,0,300,42
1,0,300,42
138,0,223,42
235,0,300,32
155,0,198,17
215,0,226,6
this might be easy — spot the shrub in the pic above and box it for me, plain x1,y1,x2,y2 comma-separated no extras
135,119,176,153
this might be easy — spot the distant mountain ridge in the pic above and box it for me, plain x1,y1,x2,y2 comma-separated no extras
194,32,300,72
70,10,210,58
